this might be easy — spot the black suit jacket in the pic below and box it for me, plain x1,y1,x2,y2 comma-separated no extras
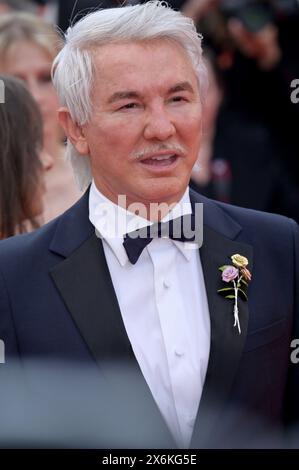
0,188,298,448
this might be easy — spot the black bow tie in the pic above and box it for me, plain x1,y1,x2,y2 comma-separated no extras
123,214,196,265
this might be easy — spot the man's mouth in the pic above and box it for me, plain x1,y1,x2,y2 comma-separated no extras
138,153,179,167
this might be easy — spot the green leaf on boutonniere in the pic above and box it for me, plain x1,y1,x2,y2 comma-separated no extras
240,279,248,287
217,287,235,294
238,288,248,301
225,295,235,299
219,265,232,272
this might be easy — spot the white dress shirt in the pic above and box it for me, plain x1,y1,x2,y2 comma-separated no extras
89,181,210,448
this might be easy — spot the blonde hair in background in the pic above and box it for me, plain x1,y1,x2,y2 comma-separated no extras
0,11,62,62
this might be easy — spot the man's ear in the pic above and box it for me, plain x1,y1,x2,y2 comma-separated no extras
58,107,89,155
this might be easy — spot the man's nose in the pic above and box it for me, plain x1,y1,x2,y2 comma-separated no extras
143,106,176,141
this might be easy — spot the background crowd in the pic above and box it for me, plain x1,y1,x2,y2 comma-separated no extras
0,0,298,239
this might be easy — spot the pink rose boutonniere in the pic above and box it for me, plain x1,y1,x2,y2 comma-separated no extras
218,254,252,334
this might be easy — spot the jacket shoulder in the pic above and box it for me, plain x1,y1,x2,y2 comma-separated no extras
0,190,90,267
190,187,298,240
0,217,60,267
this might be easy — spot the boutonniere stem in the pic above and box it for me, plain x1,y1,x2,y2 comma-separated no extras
232,279,241,334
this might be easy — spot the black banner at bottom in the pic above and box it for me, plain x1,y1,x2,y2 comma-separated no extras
0,449,299,467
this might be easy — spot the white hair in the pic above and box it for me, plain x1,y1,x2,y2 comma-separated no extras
52,1,208,191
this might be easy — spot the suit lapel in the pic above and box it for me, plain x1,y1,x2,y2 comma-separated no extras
48,190,134,364
189,191,253,447
50,233,135,363
191,227,253,447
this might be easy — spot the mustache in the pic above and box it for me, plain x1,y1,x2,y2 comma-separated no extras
132,143,187,160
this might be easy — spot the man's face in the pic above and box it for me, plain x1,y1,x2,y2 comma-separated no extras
79,39,202,208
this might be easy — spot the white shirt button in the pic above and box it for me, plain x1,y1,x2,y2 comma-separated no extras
163,278,171,288
174,349,184,357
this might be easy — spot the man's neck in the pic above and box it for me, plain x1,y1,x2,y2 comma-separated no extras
92,181,189,222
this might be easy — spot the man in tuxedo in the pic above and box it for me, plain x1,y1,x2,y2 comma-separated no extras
0,1,298,448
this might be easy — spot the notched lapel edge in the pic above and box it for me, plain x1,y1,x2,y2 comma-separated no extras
50,233,134,365
191,225,253,448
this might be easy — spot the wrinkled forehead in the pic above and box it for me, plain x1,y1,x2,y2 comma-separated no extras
89,38,199,96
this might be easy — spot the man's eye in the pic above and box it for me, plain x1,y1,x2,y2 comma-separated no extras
120,103,139,110
171,96,186,102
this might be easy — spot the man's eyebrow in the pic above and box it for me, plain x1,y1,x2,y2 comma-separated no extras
107,91,142,104
107,81,195,104
168,81,195,94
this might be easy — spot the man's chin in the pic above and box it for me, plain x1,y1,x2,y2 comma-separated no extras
136,188,186,206
123,183,188,220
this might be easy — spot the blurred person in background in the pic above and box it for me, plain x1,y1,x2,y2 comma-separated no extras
0,12,81,222
0,75,53,239
190,51,231,202
0,0,39,14
185,0,299,222
217,0,299,220
189,45,299,221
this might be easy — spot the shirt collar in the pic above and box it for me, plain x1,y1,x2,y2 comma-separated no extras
89,181,195,266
